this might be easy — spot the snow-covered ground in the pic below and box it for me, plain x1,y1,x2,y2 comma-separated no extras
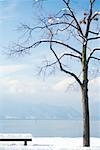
0,137,100,150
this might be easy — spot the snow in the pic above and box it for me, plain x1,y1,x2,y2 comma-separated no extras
0,134,32,139
0,136,100,150
48,17,54,24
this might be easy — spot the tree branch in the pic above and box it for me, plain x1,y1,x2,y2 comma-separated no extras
88,36,100,41
62,53,82,60
48,21,78,30
85,0,93,38
89,56,100,61
49,41,82,87
89,30,99,35
91,11,100,21
21,21,79,34
90,0,96,5
33,40,82,56
62,0,84,37
87,48,100,63
59,53,82,61
39,52,82,75
10,40,82,56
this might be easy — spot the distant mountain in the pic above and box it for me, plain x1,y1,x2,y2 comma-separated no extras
24,104,82,120
0,104,81,120
0,103,99,120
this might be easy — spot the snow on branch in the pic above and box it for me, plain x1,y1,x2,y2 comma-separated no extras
91,11,100,20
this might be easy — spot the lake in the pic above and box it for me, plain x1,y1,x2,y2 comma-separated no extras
0,120,99,137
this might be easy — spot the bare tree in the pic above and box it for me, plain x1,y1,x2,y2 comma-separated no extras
10,0,100,147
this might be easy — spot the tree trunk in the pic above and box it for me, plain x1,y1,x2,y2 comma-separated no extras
82,43,90,146
82,85,90,146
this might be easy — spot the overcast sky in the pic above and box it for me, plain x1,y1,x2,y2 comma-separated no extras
0,0,100,118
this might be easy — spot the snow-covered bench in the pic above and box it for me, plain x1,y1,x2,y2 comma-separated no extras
0,134,32,146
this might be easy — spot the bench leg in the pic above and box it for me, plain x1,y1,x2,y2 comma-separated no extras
24,140,27,146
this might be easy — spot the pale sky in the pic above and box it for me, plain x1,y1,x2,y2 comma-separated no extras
0,0,100,119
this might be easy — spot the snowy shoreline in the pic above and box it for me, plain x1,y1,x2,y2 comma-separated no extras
0,137,100,150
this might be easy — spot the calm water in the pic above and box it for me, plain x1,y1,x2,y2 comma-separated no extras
0,120,99,137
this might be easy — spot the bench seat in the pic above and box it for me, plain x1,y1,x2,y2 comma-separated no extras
0,134,32,146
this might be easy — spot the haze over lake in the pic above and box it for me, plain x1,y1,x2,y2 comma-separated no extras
0,120,99,138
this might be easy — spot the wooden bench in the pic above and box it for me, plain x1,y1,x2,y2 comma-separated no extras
0,134,32,146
